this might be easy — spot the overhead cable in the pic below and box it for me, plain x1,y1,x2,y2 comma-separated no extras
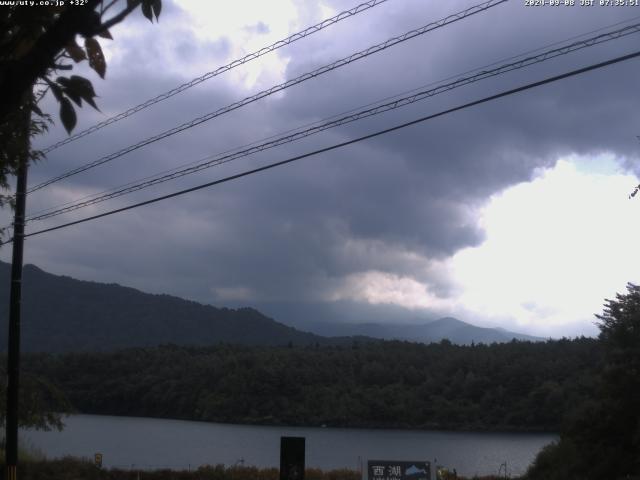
7,49,638,244
29,0,507,194
26,21,640,222
40,0,392,154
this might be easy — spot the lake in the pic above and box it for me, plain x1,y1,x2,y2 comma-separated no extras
22,414,556,478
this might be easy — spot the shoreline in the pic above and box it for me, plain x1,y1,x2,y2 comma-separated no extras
52,411,559,435
23,414,550,478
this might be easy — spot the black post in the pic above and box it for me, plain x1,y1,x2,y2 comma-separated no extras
5,105,30,480
280,436,305,480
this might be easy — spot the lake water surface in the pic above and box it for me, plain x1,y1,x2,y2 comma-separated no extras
22,414,555,478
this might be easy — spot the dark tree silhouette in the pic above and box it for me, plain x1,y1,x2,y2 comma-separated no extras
0,0,162,225
527,283,640,480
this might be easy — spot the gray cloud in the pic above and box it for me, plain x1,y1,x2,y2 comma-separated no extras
4,0,640,336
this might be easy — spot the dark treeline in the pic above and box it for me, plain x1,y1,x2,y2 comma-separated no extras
21,337,600,432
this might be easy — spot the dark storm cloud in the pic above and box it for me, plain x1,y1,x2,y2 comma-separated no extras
5,0,640,331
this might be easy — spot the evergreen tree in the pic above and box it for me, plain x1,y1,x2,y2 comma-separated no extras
527,283,640,480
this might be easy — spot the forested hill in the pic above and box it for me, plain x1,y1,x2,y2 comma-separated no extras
22,338,600,432
0,262,356,352
0,261,539,352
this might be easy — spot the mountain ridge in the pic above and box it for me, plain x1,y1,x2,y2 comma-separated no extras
0,261,541,351
249,302,543,344
0,261,354,352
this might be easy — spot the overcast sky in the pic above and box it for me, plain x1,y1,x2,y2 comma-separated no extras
3,0,640,337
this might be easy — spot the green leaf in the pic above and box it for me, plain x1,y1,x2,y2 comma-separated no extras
56,75,99,110
68,75,99,111
85,37,106,79
98,29,113,40
141,0,153,22
65,39,86,63
49,83,64,102
57,77,82,107
78,10,103,38
64,89,83,107
151,0,161,21
56,76,71,88
60,97,77,134
69,75,96,97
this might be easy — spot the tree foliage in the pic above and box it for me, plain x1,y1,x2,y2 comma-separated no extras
0,0,162,240
20,338,600,432
0,366,71,431
0,0,162,127
527,283,640,480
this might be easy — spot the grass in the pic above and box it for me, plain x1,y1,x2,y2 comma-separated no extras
2,456,522,480
11,457,361,480
0,439,47,464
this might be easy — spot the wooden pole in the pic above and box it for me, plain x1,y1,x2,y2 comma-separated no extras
4,99,30,480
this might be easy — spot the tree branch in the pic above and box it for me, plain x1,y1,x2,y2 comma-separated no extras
90,0,141,35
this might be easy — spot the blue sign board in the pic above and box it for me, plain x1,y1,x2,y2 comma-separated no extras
368,460,431,480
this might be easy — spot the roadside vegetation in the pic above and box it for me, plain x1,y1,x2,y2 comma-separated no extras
13,457,508,480
14,458,359,480
524,284,640,480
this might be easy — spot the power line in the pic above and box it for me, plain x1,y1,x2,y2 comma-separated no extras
8,49,638,245
32,0,504,192
40,0,392,154
17,15,640,224
28,0,507,194
24,14,640,223
26,21,640,222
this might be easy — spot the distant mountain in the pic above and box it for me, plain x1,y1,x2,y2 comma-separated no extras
0,261,541,352
0,262,360,353
286,318,542,345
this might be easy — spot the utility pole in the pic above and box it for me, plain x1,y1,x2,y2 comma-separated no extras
4,98,30,480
